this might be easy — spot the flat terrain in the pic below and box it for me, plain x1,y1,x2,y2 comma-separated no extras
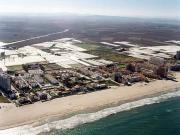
87,49,140,63
0,16,180,48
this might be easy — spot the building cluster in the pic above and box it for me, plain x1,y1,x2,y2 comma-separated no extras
77,57,171,86
0,63,109,106
0,53,177,106
170,51,180,72
1,38,180,107
176,51,180,60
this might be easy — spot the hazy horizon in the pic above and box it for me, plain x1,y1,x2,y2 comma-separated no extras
0,0,180,19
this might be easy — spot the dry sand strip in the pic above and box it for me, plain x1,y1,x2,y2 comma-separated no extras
0,103,15,110
1,73,180,130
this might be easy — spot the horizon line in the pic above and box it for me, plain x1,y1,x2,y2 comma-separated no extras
0,12,180,21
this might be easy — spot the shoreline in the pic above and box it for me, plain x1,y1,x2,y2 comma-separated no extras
1,73,180,130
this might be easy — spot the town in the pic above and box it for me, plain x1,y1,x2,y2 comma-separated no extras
0,38,180,106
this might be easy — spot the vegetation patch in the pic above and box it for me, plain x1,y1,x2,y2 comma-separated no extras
7,65,23,72
106,80,120,86
0,95,10,103
118,64,126,69
74,43,101,51
87,49,140,63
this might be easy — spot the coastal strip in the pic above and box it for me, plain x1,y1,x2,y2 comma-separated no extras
1,73,180,131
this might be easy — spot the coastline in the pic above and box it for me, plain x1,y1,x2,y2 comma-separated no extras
1,73,180,130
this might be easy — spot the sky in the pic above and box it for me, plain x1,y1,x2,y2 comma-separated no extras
0,0,180,18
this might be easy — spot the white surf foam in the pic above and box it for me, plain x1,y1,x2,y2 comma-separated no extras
1,89,180,135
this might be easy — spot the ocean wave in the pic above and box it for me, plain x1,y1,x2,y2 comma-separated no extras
1,89,180,135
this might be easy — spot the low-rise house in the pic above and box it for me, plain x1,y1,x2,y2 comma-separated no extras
13,77,30,92
128,75,144,83
29,94,39,102
156,66,168,78
28,69,44,75
36,92,48,101
9,93,17,100
171,64,180,71
149,57,165,66
95,84,108,90
141,69,159,79
34,75,44,85
23,63,41,71
126,63,136,72
44,74,59,85
71,85,81,93
61,90,71,96
17,97,31,105
114,72,123,83
49,91,59,99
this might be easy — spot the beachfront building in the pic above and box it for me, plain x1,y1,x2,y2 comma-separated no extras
114,72,123,83
176,51,180,60
156,66,168,78
0,73,11,93
171,64,180,71
126,63,136,72
149,57,165,66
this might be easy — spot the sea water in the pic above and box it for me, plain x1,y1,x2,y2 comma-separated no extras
1,89,180,135
47,96,180,135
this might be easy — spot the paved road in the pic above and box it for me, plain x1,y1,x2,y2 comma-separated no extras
4,29,71,49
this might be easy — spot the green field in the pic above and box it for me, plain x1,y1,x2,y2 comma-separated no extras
0,96,10,103
74,43,101,51
87,49,140,63
75,42,140,63
7,65,23,71
118,64,126,68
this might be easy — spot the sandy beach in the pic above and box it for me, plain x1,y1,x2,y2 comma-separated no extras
1,73,180,130
0,103,15,110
